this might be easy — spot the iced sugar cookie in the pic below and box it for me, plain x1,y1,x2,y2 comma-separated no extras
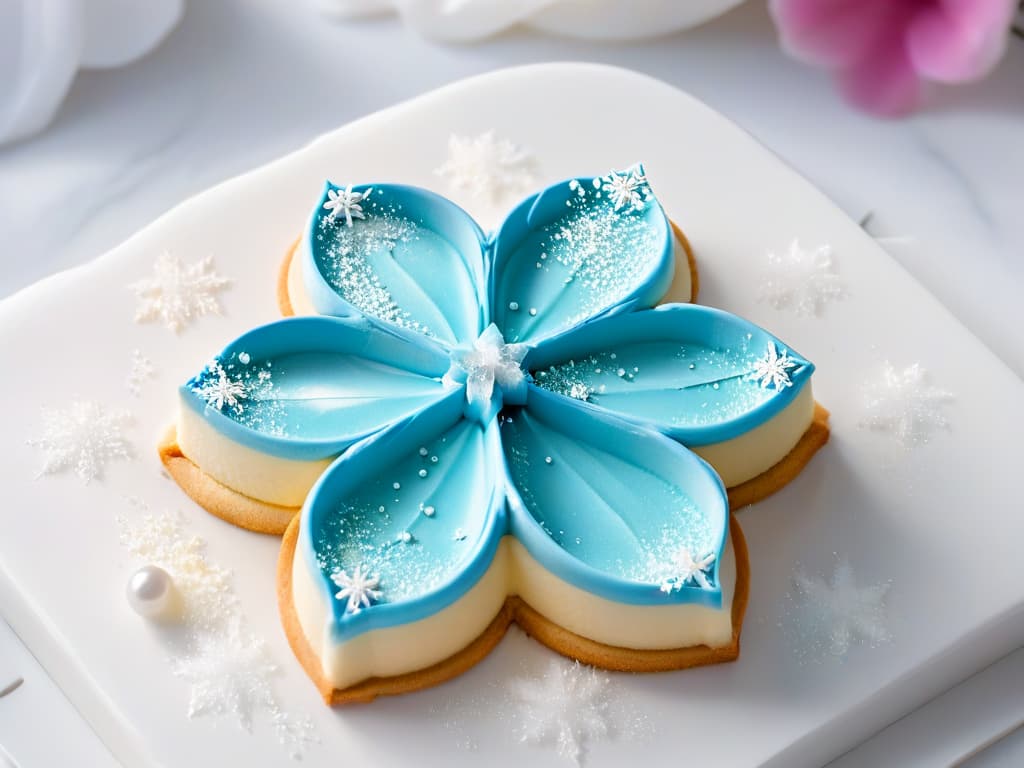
160,166,828,701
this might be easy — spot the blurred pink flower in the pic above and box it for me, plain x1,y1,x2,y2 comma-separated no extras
769,0,1017,116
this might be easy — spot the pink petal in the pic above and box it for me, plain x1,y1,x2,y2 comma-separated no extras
769,0,895,69
906,0,1015,83
837,28,925,117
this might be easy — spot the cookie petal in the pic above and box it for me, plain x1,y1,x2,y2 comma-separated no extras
297,390,506,644
489,166,674,346
527,303,813,447
302,183,488,347
179,315,451,464
501,385,728,608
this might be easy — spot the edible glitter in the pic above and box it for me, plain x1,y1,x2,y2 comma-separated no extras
423,505,436,517
316,208,431,336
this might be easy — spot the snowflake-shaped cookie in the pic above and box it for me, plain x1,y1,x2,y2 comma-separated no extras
169,167,821,703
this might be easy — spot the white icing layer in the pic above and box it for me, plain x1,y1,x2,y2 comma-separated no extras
292,531,737,690
176,396,331,507
693,382,815,488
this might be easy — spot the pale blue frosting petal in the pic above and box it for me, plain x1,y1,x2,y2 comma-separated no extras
181,315,452,462
488,166,674,346
526,303,814,446
502,386,728,608
303,183,488,347
299,390,507,642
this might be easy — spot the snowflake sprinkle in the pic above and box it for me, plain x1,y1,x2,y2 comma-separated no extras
435,131,536,202
130,252,231,333
790,557,891,658
126,349,156,396
193,360,248,413
659,548,716,593
323,184,373,228
759,240,846,317
332,565,383,613
28,400,133,483
600,167,650,212
861,362,953,447
750,342,797,389
508,659,612,766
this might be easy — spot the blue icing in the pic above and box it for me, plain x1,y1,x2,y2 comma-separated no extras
177,166,822,647
489,166,674,346
300,391,507,641
501,386,727,608
526,304,814,446
181,316,451,461
303,183,488,346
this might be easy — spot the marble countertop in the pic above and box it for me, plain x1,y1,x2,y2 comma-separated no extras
0,0,1020,764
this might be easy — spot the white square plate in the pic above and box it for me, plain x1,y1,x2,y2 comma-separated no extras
1,64,1021,767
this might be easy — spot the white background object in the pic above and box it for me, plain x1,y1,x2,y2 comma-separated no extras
318,0,747,41
0,0,183,145
0,63,1021,768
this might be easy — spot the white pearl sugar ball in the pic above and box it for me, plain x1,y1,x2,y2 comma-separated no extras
126,565,177,620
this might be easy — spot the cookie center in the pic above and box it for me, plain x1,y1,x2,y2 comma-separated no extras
445,324,529,423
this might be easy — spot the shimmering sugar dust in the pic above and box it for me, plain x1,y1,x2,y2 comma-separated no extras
315,425,482,605
501,413,716,588
533,337,775,428
189,352,287,437
502,181,658,340
316,195,475,338
547,188,657,322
